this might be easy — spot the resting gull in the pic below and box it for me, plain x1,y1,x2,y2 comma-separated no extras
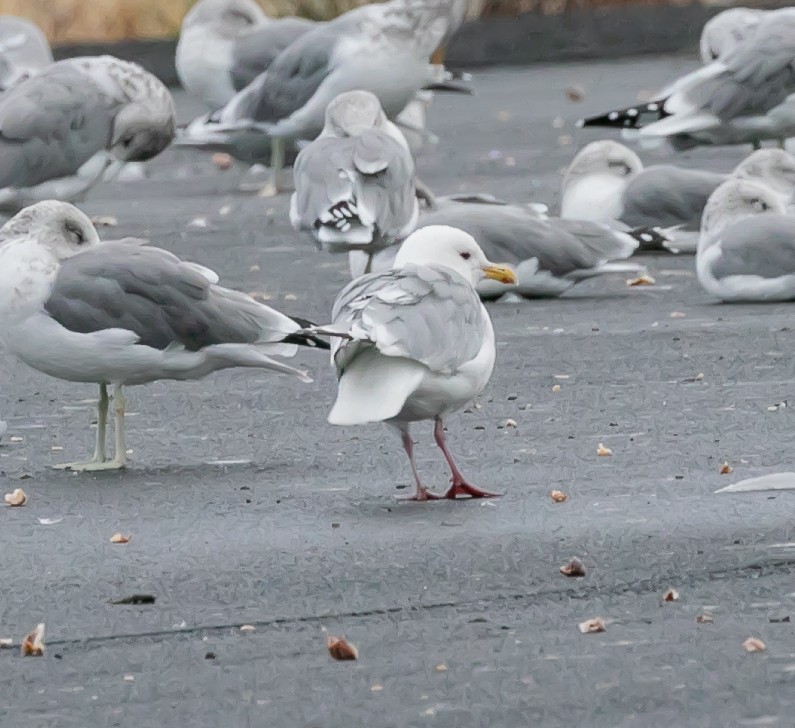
560,140,725,235
207,0,469,194
700,8,764,63
696,178,795,302
290,90,418,271
0,15,53,91
0,56,175,213
307,225,517,501
0,201,328,471
579,8,795,150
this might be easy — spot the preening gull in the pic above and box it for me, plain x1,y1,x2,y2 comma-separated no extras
0,56,175,212
0,15,53,91
360,193,649,298
290,90,418,271
207,0,469,194
696,178,795,302
0,201,328,471
579,8,795,150
700,8,764,63
307,225,517,501
560,140,725,237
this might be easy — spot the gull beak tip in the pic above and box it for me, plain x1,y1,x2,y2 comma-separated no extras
483,264,518,285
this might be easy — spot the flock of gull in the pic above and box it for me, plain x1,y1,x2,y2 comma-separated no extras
0,1,794,499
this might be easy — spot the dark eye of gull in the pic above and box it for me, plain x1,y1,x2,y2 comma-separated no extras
460,252,471,260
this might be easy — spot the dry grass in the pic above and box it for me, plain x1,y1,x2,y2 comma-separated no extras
0,0,690,43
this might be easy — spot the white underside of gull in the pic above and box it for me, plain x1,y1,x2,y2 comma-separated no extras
697,243,795,302
560,175,627,224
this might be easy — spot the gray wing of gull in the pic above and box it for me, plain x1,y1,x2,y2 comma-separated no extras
711,214,795,279
416,202,626,277
293,129,416,241
230,17,316,91
620,165,727,229
0,63,115,188
0,16,52,90
331,264,486,375
43,242,297,351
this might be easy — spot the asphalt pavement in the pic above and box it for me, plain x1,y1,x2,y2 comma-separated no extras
1,55,794,728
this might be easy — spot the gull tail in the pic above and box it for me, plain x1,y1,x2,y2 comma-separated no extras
578,99,671,130
566,261,645,282
282,316,331,350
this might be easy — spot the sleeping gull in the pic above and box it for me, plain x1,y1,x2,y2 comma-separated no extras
307,225,517,501
696,178,795,302
700,8,764,63
0,201,328,471
560,140,725,234
207,0,469,195
290,90,418,272
0,56,175,213
732,147,795,206
359,193,650,298
579,8,795,150
0,15,53,91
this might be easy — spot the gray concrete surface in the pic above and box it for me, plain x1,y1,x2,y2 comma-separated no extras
1,56,794,728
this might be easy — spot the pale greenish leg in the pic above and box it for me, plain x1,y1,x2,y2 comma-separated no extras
54,383,110,470
54,384,128,472
259,137,285,198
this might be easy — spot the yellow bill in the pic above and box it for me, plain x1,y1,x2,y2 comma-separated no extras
482,263,518,285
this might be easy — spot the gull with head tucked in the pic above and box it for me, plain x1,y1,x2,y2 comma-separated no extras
306,225,517,501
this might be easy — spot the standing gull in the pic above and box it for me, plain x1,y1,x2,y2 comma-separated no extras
579,8,795,150
0,56,175,213
290,90,418,273
307,225,517,501
0,15,53,91
175,0,266,109
0,201,328,471
208,0,469,195
696,178,795,302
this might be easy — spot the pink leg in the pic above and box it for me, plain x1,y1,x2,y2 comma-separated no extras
433,418,502,499
400,427,441,501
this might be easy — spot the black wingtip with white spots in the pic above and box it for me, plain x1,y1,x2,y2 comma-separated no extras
283,316,331,350
579,99,671,130
627,225,676,252
315,200,360,233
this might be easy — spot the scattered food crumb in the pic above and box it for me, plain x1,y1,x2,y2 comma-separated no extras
500,418,517,429
4,488,27,506
670,311,686,318
597,443,613,457
627,274,656,286
218,205,232,216
21,623,45,657
719,462,733,475
91,215,118,227
371,684,384,692
188,217,208,229
110,533,131,544
435,663,448,672
9,436,22,442
552,384,561,393
239,624,256,633
249,264,260,272
550,490,568,503
123,674,135,682
696,612,714,624
564,85,585,102
284,293,298,301
326,635,358,661
560,557,586,577
578,617,606,634
663,588,680,602
743,637,766,653
211,152,234,170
